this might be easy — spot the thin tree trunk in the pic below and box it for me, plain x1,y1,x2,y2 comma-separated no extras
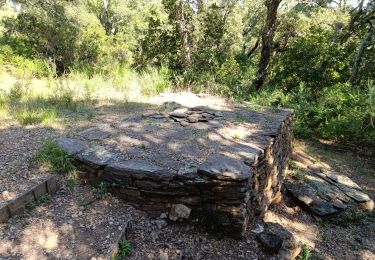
350,28,374,85
176,0,191,66
254,0,282,90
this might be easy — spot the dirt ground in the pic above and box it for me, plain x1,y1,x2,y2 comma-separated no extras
0,94,374,259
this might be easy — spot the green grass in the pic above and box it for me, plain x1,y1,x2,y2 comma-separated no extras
97,181,110,200
318,210,375,228
113,239,132,260
27,194,51,210
297,244,312,260
35,140,76,174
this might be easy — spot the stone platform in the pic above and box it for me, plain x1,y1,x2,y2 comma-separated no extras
56,95,294,238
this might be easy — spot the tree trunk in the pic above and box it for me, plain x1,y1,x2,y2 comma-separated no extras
254,0,282,90
350,28,374,85
176,0,191,66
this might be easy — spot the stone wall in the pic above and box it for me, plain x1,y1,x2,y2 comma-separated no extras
57,110,294,239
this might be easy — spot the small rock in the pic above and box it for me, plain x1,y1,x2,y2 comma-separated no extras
187,115,199,123
251,224,264,234
180,121,190,127
169,204,191,221
154,219,168,229
257,232,282,253
159,212,168,219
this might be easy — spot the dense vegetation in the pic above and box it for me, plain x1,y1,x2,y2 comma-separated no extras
0,0,374,149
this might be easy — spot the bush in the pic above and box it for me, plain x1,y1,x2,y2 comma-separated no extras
248,82,375,148
35,140,75,174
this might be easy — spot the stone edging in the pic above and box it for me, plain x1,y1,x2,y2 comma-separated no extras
0,175,59,223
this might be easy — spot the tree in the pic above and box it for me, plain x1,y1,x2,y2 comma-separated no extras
254,0,282,90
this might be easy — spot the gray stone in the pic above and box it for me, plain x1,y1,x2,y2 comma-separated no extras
187,115,199,123
310,201,342,216
257,232,282,253
325,171,362,190
285,181,319,206
151,114,168,120
77,146,116,168
180,121,190,127
56,138,88,156
105,159,175,181
79,127,112,140
263,222,301,259
178,161,198,175
169,204,191,221
198,154,252,181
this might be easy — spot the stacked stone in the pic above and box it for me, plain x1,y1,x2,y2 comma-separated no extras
250,113,295,217
56,107,295,238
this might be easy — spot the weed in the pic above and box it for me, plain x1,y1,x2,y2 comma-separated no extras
9,81,25,100
139,143,148,150
67,179,76,189
97,181,110,200
78,198,93,208
27,194,51,210
19,218,30,229
113,239,132,260
292,169,307,181
35,140,76,174
297,244,312,260
321,210,373,227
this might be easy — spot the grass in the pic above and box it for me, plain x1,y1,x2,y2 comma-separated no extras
113,239,132,260
0,68,167,126
35,140,76,174
318,210,375,228
27,194,51,210
97,181,110,200
297,244,312,260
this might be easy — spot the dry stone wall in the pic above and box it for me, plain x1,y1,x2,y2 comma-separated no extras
56,104,294,238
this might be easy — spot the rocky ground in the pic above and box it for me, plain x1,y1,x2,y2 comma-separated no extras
0,93,374,259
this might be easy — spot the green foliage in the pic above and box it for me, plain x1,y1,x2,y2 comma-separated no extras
297,244,312,260
320,210,375,228
113,239,132,260
249,81,375,147
27,194,51,210
35,140,76,174
97,181,110,200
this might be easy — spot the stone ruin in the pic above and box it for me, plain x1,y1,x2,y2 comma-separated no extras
56,96,294,238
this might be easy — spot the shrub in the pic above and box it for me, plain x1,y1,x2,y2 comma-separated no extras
35,140,75,174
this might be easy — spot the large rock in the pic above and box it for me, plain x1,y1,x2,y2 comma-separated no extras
56,138,88,156
198,154,252,181
169,204,191,221
105,159,175,181
76,146,116,169
286,165,373,217
257,222,301,260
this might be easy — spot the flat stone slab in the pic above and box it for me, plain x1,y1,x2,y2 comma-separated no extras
79,127,112,140
56,137,88,156
77,146,117,169
198,154,252,181
286,165,373,216
105,159,175,181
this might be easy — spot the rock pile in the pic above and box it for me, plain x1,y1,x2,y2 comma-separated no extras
56,100,295,238
285,163,374,217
